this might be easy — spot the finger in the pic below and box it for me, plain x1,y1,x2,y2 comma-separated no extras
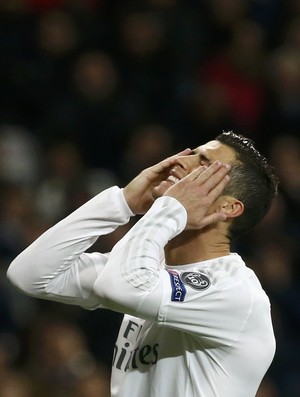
196,212,227,229
151,148,192,174
206,174,230,202
199,161,227,179
180,161,225,185
199,162,231,191
168,148,192,159
178,165,208,183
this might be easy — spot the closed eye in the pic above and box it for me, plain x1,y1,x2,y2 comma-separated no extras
190,150,211,165
200,154,210,163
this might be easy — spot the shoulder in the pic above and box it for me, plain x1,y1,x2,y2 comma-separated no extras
175,254,265,310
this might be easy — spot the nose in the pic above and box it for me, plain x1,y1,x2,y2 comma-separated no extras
174,153,201,173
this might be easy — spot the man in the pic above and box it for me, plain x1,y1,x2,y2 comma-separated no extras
7,131,278,397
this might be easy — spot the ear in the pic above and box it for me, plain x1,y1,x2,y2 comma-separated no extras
217,196,244,219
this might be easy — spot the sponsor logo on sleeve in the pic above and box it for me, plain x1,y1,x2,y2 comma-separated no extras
181,272,211,291
167,269,186,302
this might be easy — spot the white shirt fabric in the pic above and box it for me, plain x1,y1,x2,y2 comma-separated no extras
7,186,276,397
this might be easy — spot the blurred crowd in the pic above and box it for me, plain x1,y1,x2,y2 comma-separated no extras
0,0,300,396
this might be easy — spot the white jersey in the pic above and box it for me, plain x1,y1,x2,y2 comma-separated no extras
7,186,276,397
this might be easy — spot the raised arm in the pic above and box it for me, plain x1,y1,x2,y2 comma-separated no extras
93,162,230,318
7,186,134,309
6,149,193,309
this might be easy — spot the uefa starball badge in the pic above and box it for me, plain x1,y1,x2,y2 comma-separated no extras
181,272,211,290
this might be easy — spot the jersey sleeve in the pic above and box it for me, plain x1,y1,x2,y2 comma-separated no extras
7,186,134,309
93,196,188,318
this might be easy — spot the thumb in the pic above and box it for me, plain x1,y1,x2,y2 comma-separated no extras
198,212,227,229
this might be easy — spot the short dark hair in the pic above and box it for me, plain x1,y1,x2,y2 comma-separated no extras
216,131,279,239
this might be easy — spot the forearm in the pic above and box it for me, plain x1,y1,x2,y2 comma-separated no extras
7,186,134,307
93,196,187,318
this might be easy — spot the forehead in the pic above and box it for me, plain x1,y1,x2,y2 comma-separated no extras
196,140,236,163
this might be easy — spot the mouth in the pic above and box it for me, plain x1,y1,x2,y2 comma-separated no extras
166,175,180,184
152,173,181,199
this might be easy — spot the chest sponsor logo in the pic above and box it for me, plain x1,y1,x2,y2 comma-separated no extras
181,272,211,290
113,320,159,372
167,269,187,302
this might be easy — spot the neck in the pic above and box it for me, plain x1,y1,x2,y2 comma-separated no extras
165,227,231,266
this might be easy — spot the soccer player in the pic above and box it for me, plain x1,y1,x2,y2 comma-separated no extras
7,131,278,397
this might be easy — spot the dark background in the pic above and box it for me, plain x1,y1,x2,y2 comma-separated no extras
1,1,300,396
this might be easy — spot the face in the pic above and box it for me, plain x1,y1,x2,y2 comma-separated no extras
152,140,236,198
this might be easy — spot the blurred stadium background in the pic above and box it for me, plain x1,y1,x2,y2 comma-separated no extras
0,1,300,396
